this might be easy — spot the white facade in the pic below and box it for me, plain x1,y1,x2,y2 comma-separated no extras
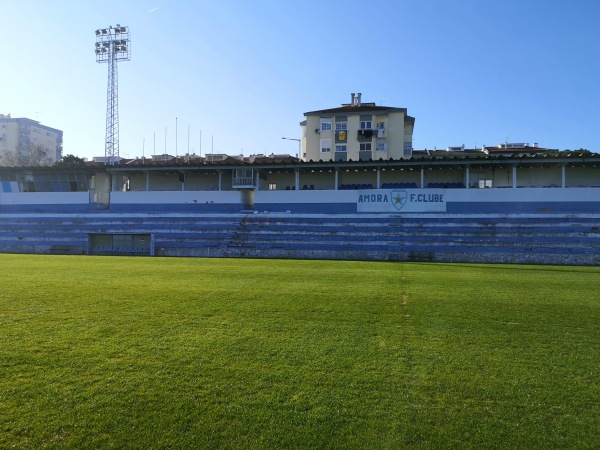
301,93,415,162
0,114,63,165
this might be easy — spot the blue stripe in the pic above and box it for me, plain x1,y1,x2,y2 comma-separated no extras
447,201,600,213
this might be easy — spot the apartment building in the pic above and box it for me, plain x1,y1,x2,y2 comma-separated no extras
301,93,415,161
0,114,63,165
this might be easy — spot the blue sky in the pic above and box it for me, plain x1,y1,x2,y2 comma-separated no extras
1,0,599,160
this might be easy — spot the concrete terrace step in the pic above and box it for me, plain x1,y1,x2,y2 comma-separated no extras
1,212,599,264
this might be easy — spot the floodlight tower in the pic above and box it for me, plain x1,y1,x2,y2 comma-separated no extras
95,24,131,164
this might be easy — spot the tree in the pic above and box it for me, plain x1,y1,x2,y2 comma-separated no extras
26,143,50,166
54,154,87,167
0,143,52,167
0,149,19,167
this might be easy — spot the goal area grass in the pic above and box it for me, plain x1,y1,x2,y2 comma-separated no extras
1,254,599,448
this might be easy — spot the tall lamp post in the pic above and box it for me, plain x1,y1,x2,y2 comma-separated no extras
281,137,301,158
95,24,131,164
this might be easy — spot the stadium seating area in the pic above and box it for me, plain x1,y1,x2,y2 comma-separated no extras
426,182,466,188
338,184,375,190
381,182,419,189
0,212,599,264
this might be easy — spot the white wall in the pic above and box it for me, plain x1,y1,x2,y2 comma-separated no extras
110,190,240,205
1,191,88,205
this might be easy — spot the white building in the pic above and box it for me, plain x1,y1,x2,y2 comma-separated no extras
301,93,415,162
0,114,63,166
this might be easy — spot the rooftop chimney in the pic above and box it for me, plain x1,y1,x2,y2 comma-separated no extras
357,92,362,107
351,93,356,106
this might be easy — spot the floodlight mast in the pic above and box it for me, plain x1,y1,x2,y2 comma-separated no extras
95,25,131,164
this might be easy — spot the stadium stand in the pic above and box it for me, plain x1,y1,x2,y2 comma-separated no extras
1,213,599,264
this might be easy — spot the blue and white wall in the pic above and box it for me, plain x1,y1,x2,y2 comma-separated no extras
254,188,600,214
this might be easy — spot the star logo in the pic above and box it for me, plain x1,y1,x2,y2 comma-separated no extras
391,190,407,211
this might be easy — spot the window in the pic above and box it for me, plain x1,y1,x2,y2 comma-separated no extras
360,115,372,130
377,122,385,129
376,139,387,151
335,145,347,153
233,169,254,186
403,142,412,156
335,116,347,131
360,143,372,151
320,138,332,152
336,129,347,143
320,117,332,131
235,169,253,178
268,183,277,190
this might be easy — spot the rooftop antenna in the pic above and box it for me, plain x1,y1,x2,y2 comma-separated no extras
95,24,131,164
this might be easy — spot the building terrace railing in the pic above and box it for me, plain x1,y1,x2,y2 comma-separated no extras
232,177,255,188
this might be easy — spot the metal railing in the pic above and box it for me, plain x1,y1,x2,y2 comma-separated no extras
232,177,255,187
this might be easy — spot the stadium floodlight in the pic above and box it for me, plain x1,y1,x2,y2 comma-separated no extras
95,24,131,164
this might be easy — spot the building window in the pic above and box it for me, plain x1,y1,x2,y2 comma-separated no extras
377,122,385,129
360,143,372,151
360,115,372,130
320,117,332,131
320,138,332,152
335,130,347,143
235,169,253,178
376,139,387,151
403,143,412,156
268,183,277,190
335,117,347,131
335,145,347,153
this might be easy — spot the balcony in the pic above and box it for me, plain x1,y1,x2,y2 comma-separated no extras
335,151,347,161
232,177,255,188
359,151,372,161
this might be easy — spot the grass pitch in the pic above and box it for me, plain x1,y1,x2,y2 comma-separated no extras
0,254,599,449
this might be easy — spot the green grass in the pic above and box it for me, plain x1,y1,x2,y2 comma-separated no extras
0,254,599,449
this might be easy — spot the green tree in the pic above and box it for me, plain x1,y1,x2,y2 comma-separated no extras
54,154,87,167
